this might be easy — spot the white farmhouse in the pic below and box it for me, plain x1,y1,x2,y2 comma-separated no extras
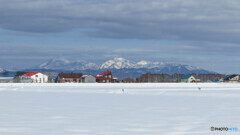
20,72,48,83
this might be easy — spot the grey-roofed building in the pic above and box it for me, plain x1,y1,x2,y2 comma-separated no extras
224,75,239,83
0,77,14,83
81,75,96,83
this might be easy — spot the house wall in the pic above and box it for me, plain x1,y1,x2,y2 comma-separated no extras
227,80,239,83
181,79,188,83
58,77,81,83
97,79,116,83
31,73,48,83
189,76,196,82
14,78,33,83
181,76,196,83
102,73,112,79
230,76,239,82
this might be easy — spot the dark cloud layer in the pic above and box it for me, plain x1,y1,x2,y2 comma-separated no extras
1,0,240,73
1,0,240,42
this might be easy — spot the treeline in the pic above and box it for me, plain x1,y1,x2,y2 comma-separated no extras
122,73,227,83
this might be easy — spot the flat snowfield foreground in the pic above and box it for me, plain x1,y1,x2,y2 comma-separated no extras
0,83,240,135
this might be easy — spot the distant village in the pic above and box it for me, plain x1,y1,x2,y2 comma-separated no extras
0,70,239,83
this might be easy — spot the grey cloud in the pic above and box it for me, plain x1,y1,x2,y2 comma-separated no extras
0,45,103,69
0,44,239,73
1,0,240,42
0,45,113,64
113,42,240,57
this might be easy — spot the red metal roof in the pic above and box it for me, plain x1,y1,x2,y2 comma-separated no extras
99,71,112,76
96,77,115,80
21,72,41,77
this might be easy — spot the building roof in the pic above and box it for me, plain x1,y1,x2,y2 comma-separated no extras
58,73,82,78
99,71,112,76
81,74,95,78
21,72,41,77
224,74,238,81
208,79,217,82
96,77,115,80
181,75,193,79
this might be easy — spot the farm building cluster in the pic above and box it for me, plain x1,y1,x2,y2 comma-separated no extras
0,71,240,83
180,74,240,83
135,73,240,83
0,71,117,83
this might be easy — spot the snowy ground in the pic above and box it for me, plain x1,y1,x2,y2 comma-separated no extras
0,83,240,135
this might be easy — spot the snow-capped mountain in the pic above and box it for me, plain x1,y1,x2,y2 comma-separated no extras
99,58,207,71
99,58,169,69
37,57,215,75
100,58,135,69
0,67,16,77
39,58,70,69
0,67,6,73
39,58,98,70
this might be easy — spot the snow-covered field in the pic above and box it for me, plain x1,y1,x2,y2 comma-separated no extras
0,83,240,135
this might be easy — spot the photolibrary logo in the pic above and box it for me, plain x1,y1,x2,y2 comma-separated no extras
210,126,238,132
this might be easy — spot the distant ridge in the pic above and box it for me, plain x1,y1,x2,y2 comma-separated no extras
37,57,216,75
0,67,6,73
0,67,16,77
0,58,216,79
39,58,98,70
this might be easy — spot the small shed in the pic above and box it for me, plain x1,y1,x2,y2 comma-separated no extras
81,75,96,83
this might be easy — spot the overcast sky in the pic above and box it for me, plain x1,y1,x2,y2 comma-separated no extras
0,0,240,73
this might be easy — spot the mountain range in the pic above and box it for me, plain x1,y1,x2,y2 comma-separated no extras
0,67,16,77
0,57,216,79
37,57,215,78
38,58,99,70
0,68,6,73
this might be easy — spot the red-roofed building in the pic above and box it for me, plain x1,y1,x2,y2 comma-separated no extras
20,72,48,83
96,71,117,83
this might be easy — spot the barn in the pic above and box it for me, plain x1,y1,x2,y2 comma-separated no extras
20,72,48,83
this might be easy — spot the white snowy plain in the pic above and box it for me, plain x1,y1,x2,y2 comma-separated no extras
0,83,240,135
